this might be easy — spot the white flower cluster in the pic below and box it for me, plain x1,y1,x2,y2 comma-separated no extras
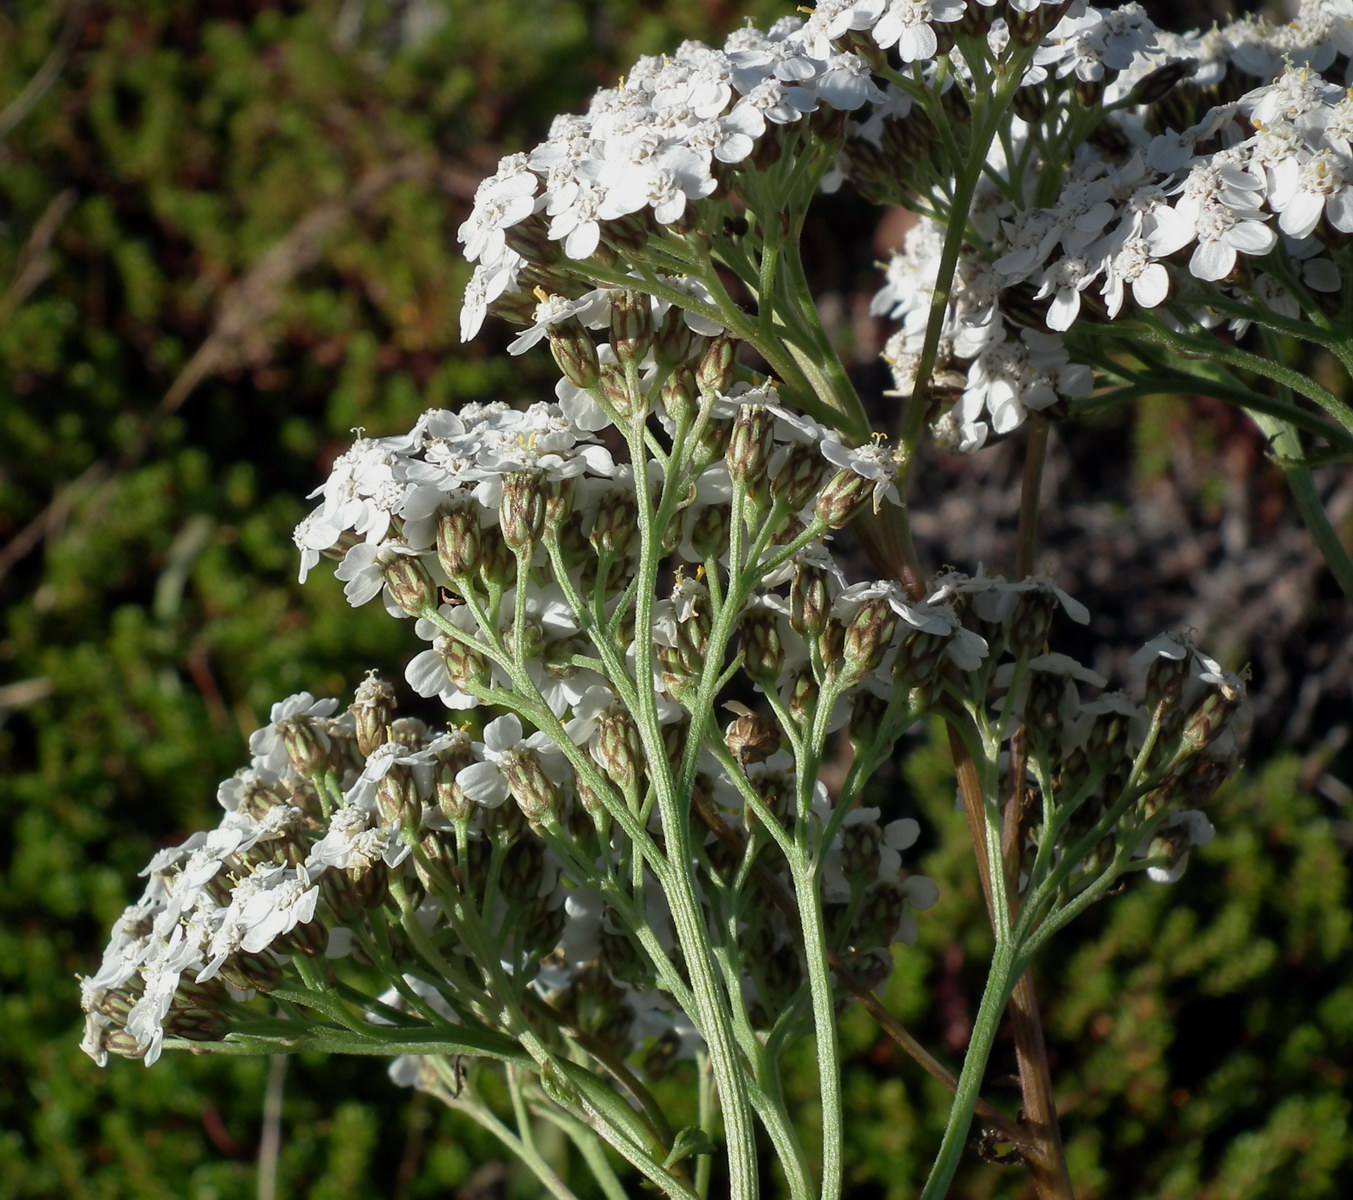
869,1,1353,449
456,8,912,340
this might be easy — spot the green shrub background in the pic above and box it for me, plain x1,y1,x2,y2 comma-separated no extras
2,1,1350,1196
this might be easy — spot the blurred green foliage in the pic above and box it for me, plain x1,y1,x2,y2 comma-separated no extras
1,1,1349,1197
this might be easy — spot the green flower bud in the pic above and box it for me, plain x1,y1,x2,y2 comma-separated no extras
842,598,897,679
436,502,482,579
726,404,775,487
547,322,600,388
501,469,547,555
351,672,396,757
609,289,654,365
501,747,560,823
791,559,831,639
771,442,829,512
382,553,437,616
815,467,870,529
739,605,784,687
597,709,643,791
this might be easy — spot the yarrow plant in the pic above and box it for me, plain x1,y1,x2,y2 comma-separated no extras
83,2,1353,1197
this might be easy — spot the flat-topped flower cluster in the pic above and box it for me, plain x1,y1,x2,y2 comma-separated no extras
456,0,1353,454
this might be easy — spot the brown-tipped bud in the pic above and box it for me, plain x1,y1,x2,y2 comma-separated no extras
596,709,643,791
1011,588,1057,656
436,503,482,579
389,716,428,749
598,361,635,421
749,768,793,832
415,826,456,891
376,761,420,828
840,819,883,884
610,289,654,364
434,635,486,694
432,730,476,823
382,553,437,616
574,770,611,818
547,322,600,388
726,404,775,488
893,629,946,693
478,530,516,589
788,668,818,728
724,704,780,767
503,615,543,665
501,747,560,823
351,673,396,757
814,467,871,529
772,443,828,512
687,503,731,561
791,561,831,639
848,690,888,748
1074,75,1107,109
1182,680,1245,755
696,334,738,396
234,773,295,821
218,950,283,994
856,879,907,950
279,716,330,776
842,598,897,678
501,470,547,555
1024,668,1069,752
739,606,784,686
662,369,699,427
657,644,700,700
589,487,638,558
654,313,705,368
273,917,327,959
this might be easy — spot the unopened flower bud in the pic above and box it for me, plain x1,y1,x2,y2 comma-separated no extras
598,361,636,421
696,334,737,396
432,731,475,823
441,635,490,692
739,606,784,686
478,531,516,589
687,503,731,561
789,668,818,727
772,443,828,512
661,369,698,427
547,322,600,388
279,716,330,776
382,553,437,616
815,467,871,529
842,598,897,678
501,470,547,554
589,488,638,558
437,503,482,578
610,289,654,364
596,709,643,790
501,747,560,823
791,560,830,639
218,950,283,994
376,761,420,827
726,404,774,488
351,673,396,756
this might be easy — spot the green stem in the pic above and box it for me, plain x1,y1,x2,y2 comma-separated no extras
919,934,1023,1200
